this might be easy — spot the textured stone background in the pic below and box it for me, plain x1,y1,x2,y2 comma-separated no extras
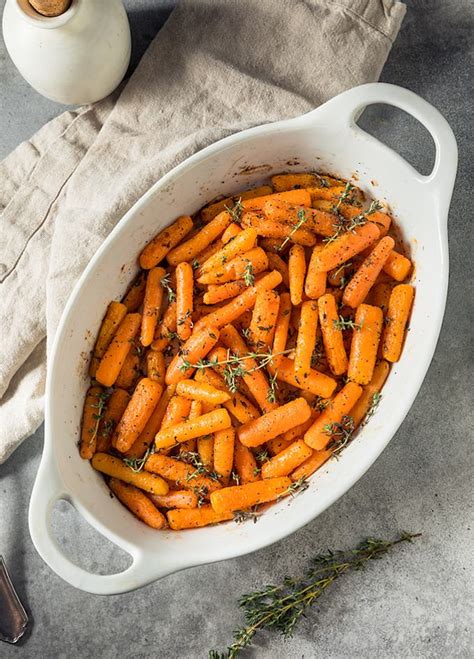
0,1,472,657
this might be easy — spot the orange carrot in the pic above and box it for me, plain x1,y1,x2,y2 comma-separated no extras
234,438,260,484
166,211,232,266
288,244,306,306
124,385,175,459
139,215,194,270
281,413,317,443
221,223,242,244
369,282,392,311
242,189,311,211
193,240,224,277
210,477,292,513
304,382,362,450
241,212,316,247
148,490,198,509
199,228,257,276
263,200,336,237
122,273,146,312
266,437,293,456
89,301,127,377
271,172,339,191
318,293,348,376
268,356,337,399
261,440,313,478
179,399,202,454
238,398,311,448
294,300,318,380
146,350,165,385
161,395,192,430
92,454,168,495
213,427,235,484
154,408,231,449
382,250,412,281
113,378,163,453
305,244,327,299
249,289,280,347
381,284,415,362
342,237,395,308
176,379,231,405
203,280,247,305
351,360,390,427
201,186,273,223
108,478,167,529
347,304,383,385
151,301,177,351
140,266,166,346
230,247,269,281
95,313,141,387
175,262,194,340
97,388,130,453
338,203,392,237
80,386,104,460
311,223,380,272
272,292,292,368
167,505,233,529
197,435,214,469
266,252,289,287
165,325,220,384
145,454,222,494
259,237,285,253
115,347,140,390
195,363,260,423
291,449,332,481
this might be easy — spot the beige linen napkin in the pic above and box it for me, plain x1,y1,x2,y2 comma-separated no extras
0,0,406,462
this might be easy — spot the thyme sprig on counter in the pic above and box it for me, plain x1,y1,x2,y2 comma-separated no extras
209,532,421,659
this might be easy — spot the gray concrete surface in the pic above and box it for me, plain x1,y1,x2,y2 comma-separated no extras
0,1,473,657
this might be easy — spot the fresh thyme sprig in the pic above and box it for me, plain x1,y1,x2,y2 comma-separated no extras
209,532,421,659
242,262,255,287
123,443,155,472
278,209,308,252
179,451,221,482
333,315,362,331
267,371,279,403
233,507,261,524
279,477,309,499
362,392,382,426
324,194,382,245
333,181,355,213
87,389,111,447
225,198,244,225
324,414,355,455
160,273,176,303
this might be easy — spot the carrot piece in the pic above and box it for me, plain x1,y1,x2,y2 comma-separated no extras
140,267,166,347
89,301,127,377
281,413,316,442
166,211,232,266
154,408,231,449
306,184,346,202
266,437,293,456
288,244,306,306
221,223,242,244
113,378,163,453
195,363,260,423
91,453,168,494
193,240,224,277
219,323,278,413
175,262,194,341
382,250,412,281
266,252,289,287
165,325,220,385
199,247,269,286
259,237,285,253
124,385,175,459
249,289,280,347
338,203,392,237
213,427,235,485
294,300,319,380
179,399,202,454
122,272,146,312
351,360,390,427
115,348,140,389
342,237,395,308
199,228,257,275
241,212,316,247
291,449,332,481
97,388,130,453
304,382,363,450
176,379,231,405
95,313,141,387
272,173,340,191
108,478,167,529
305,244,327,299
241,189,311,211
145,454,222,494
161,395,192,430
139,215,194,270
203,280,247,305
263,200,336,237
369,282,392,311
210,477,292,514
261,440,313,479
238,398,311,448
318,293,348,376
197,435,214,469
268,356,337,399
381,284,415,362
145,350,165,385
234,438,259,484
80,386,104,460
167,505,233,529
311,223,380,272
148,490,198,509
347,304,383,385
201,186,273,223
272,292,292,368
196,271,282,331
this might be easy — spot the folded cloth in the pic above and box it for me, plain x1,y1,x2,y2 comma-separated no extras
0,0,405,463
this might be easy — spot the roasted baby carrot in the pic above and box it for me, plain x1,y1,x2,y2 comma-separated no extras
318,293,348,376
261,439,313,479
304,382,363,450
342,237,395,308
175,261,194,340
92,453,168,494
230,247,269,281
197,435,214,469
290,449,332,481
263,200,335,237
154,408,231,449
266,252,289,287
381,284,415,362
165,325,220,384
268,356,337,399
140,267,166,346
148,490,198,509
179,399,202,454
200,186,273,222
146,350,165,385
139,215,194,270
113,378,163,453
294,300,319,380
351,360,390,427
347,304,383,385
195,363,260,423
234,438,259,484
89,301,127,377
305,244,327,300
115,348,140,389
97,388,131,453
382,250,412,281
249,289,280,347
161,395,192,430
108,479,167,529
288,244,306,306
124,385,175,459
241,212,316,247
151,301,177,351
145,454,222,494
199,227,257,276
122,273,146,312
271,172,338,191
221,223,242,244
203,280,247,305
272,292,292,367
210,477,292,513
370,282,392,311
176,379,231,405
166,210,232,266
213,427,235,484
311,223,380,272
266,436,293,456
167,505,233,530
80,386,104,459
241,189,311,211
95,313,141,387
238,398,311,448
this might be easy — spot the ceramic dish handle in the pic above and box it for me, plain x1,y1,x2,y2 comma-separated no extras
311,83,458,207
28,453,167,595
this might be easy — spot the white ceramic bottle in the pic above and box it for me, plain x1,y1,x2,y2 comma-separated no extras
2,0,131,105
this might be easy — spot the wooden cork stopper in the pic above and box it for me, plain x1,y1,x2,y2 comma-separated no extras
29,0,72,17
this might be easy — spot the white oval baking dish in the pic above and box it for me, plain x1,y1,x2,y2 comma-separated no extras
29,83,457,595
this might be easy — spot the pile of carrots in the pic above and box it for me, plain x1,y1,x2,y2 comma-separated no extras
80,171,414,530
